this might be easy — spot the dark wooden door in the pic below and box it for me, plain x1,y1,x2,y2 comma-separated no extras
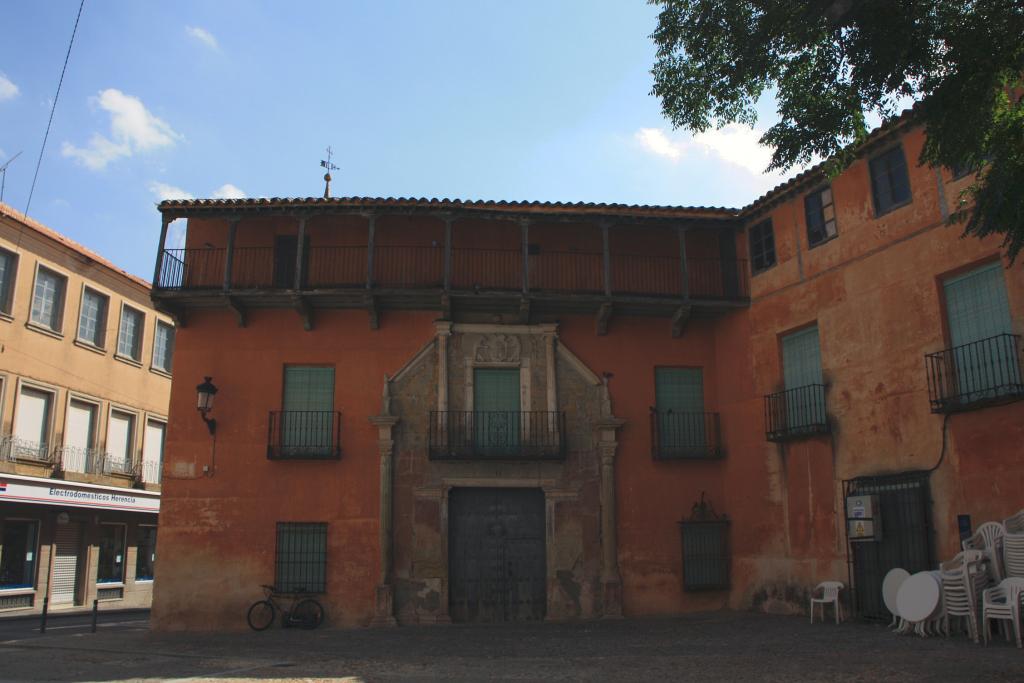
448,488,546,622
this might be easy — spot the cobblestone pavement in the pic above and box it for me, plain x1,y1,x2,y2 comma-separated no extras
2,611,1023,682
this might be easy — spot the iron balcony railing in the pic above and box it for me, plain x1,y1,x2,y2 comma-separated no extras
137,459,163,485
0,436,56,464
764,384,830,442
267,411,342,460
650,410,723,460
102,454,136,477
429,411,566,460
155,245,750,300
925,333,1024,413
54,445,105,473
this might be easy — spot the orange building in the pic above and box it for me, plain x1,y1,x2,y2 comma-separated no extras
149,116,1022,630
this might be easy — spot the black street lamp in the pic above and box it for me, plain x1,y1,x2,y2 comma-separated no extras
196,376,218,435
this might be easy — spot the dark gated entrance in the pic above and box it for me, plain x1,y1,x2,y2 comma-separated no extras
844,471,934,619
448,487,546,622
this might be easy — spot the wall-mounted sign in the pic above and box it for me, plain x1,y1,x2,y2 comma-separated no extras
846,494,882,542
0,476,159,513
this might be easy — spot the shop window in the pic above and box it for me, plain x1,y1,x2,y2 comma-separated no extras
97,524,126,584
0,520,39,590
77,287,109,348
117,305,145,362
30,266,67,333
135,526,157,581
152,321,175,373
748,219,776,273
275,522,327,593
804,186,838,247
0,248,17,316
869,145,912,215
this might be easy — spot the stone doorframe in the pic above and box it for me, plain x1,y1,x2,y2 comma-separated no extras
414,477,579,623
371,321,626,625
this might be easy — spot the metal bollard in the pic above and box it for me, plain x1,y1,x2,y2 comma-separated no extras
91,599,98,633
40,597,49,634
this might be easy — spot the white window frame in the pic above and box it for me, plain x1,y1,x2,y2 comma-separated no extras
115,303,146,364
75,284,110,352
96,522,127,588
10,378,58,458
60,392,103,473
104,405,138,475
28,263,69,336
150,319,174,375
0,516,43,596
0,246,18,320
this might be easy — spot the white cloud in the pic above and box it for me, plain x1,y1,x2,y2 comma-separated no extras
211,183,246,199
635,124,804,191
62,89,182,170
148,182,194,202
0,73,18,101
186,26,219,50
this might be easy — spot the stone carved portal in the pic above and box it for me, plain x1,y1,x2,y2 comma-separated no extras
382,323,624,624
474,334,522,364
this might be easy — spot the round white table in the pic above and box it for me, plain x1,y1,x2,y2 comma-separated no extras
896,570,942,623
882,568,911,617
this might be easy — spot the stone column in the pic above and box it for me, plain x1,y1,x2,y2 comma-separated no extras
596,416,625,618
369,411,400,627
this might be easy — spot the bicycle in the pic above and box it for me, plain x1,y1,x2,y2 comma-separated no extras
246,584,325,631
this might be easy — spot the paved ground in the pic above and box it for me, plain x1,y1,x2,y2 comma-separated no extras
0,611,1022,682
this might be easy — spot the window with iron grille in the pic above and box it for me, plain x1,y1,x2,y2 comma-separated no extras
869,145,912,215
275,522,327,593
30,266,67,332
0,248,16,316
117,306,144,361
77,287,109,348
680,520,730,591
748,219,776,273
805,186,838,247
152,321,174,373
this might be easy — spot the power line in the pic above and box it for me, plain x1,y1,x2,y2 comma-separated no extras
24,0,86,218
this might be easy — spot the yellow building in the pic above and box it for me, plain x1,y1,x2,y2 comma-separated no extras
0,202,171,614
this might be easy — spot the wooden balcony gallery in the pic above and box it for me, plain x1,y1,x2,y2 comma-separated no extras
152,197,750,335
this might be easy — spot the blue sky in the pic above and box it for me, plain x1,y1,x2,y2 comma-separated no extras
0,1,794,279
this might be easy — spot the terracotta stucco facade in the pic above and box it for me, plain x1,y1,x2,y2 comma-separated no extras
149,121,1023,630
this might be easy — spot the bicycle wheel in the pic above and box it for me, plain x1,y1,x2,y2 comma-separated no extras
247,600,276,631
291,598,324,630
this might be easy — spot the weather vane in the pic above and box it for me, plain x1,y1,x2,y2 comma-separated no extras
320,146,339,199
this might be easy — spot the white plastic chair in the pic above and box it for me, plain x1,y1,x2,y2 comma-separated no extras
1004,510,1024,534
964,522,1006,581
810,581,844,624
981,578,1024,647
940,550,988,642
1004,530,1024,578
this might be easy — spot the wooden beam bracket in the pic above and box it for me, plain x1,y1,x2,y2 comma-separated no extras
671,304,692,338
366,293,380,330
226,296,247,328
293,295,314,331
596,301,613,336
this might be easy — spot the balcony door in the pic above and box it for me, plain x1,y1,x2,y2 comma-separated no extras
273,236,310,289
782,326,824,431
943,262,1018,401
64,399,97,473
13,387,52,460
655,368,705,453
474,368,520,455
282,366,335,456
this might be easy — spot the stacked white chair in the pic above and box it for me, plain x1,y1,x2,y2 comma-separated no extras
940,550,988,642
964,522,1006,582
1005,510,1024,579
981,577,1024,648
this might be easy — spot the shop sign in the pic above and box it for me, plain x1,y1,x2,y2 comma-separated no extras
0,476,159,513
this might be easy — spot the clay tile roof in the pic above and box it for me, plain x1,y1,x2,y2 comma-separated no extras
0,201,150,290
158,195,740,218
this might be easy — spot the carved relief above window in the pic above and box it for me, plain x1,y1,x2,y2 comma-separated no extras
474,334,521,364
